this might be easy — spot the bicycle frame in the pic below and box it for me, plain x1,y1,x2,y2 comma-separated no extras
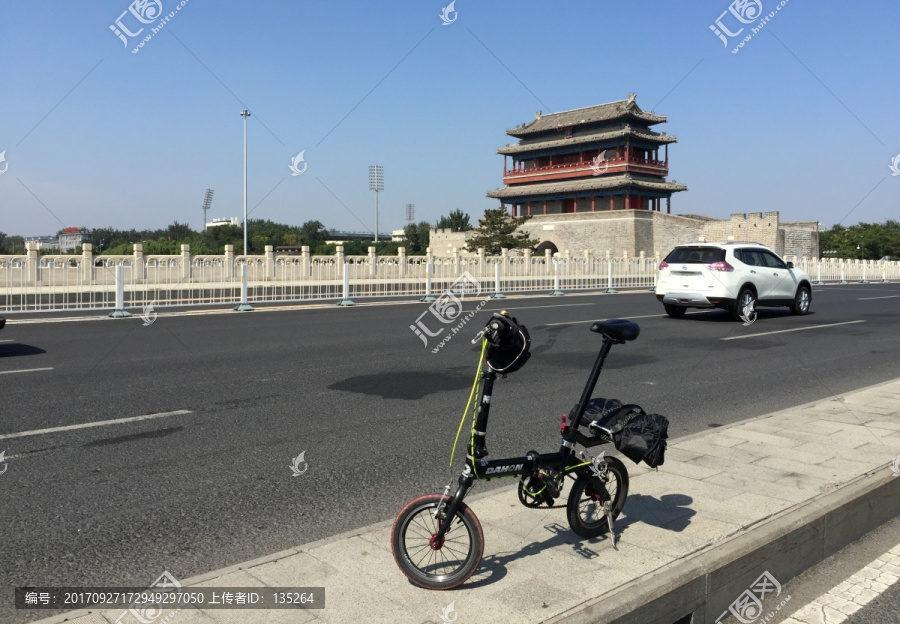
434,335,619,539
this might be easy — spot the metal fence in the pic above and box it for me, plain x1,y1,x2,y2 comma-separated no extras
0,243,897,314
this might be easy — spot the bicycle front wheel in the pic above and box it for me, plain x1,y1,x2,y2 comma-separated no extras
391,494,484,590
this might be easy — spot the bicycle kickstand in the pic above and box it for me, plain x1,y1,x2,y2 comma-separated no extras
603,502,618,550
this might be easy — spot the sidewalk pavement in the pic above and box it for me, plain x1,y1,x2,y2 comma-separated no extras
33,380,900,624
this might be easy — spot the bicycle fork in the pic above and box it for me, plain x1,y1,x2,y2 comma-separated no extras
433,466,476,543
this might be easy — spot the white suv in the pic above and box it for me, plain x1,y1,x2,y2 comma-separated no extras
654,242,812,320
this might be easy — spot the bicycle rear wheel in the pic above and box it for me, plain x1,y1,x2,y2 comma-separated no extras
566,457,629,539
391,494,484,590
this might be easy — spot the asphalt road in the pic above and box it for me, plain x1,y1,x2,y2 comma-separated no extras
1,284,899,622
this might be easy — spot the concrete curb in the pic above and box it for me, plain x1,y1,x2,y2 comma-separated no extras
545,467,900,624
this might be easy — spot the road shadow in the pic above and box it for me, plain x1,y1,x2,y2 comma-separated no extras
0,343,46,358
537,351,658,370
328,369,472,400
83,426,183,447
461,522,613,589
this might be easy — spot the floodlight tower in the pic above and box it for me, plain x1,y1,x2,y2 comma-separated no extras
405,203,415,223
368,165,384,242
240,109,251,254
201,189,215,231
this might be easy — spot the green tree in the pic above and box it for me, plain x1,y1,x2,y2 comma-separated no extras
436,209,473,232
165,221,194,241
465,208,537,255
3,235,25,254
299,220,329,245
251,234,269,252
403,221,431,254
819,220,900,259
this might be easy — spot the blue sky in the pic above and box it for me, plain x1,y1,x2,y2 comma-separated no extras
1,0,898,238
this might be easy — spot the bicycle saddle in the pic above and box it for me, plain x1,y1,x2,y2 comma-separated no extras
589,319,640,342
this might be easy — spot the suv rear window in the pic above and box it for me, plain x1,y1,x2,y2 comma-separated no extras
664,247,725,264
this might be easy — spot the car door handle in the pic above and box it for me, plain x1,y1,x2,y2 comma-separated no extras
750,270,756,274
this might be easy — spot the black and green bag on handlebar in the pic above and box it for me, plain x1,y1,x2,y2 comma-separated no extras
483,313,531,375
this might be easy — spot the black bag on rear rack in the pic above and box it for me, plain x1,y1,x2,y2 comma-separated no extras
575,398,670,468
614,411,669,468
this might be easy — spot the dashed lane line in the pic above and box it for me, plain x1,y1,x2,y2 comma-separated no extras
721,320,866,341
0,410,193,441
0,367,54,375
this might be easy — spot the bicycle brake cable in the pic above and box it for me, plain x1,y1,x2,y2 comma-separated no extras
449,338,487,472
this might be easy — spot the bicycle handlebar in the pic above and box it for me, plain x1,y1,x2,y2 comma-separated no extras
472,313,512,346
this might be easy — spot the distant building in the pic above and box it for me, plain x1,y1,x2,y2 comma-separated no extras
23,236,59,250
445,96,818,258
206,217,239,228
487,94,686,216
391,229,406,242
59,227,89,252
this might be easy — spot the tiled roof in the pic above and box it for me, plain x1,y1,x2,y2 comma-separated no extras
506,95,666,137
486,174,687,199
497,126,676,155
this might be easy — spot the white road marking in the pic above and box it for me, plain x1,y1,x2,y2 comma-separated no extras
786,543,900,623
481,303,594,313
0,339,14,343
0,409,193,441
544,310,712,326
545,313,662,326
721,320,866,341
8,316,107,324
858,294,900,300
0,367,54,375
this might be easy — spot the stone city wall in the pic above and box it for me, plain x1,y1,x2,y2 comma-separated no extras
429,211,818,259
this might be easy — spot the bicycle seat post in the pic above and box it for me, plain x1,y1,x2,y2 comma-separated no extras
563,337,615,451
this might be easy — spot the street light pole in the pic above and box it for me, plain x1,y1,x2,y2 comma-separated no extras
240,110,251,255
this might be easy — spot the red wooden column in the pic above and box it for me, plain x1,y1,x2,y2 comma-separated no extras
665,144,668,166
511,204,517,217
591,196,595,211
609,196,614,211
543,200,547,215
667,197,671,214
626,193,631,210
527,201,531,216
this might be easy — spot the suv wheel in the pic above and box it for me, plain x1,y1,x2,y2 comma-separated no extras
790,285,811,315
663,304,686,318
732,287,756,322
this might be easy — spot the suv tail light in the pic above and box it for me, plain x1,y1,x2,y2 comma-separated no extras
707,261,734,272
658,261,669,270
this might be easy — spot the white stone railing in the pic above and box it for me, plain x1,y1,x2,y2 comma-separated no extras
0,242,896,313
